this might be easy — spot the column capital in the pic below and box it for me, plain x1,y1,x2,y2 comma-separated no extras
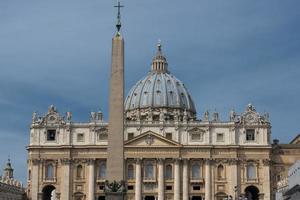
31,159,41,165
157,158,165,164
173,158,181,164
135,158,143,164
87,159,96,165
204,158,213,165
60,158,72,165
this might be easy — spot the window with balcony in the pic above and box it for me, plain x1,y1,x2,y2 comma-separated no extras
247,163,256,180
165,164,172,180
145,163,154,179
98,163,106,180
127,164,134,180
45,163,54,180
191,163,200,179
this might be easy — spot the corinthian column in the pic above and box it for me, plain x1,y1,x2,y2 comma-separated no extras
135,159,142,200
174,159,180,200
88,160,95,200
205,159,211,200
158,159,164,200
182,159,189,200
31,159,40,200
61,159,71,200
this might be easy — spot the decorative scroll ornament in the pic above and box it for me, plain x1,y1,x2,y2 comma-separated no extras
237,103,270,125
104,180,126,193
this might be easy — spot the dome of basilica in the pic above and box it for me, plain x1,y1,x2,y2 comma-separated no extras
125,43,196,122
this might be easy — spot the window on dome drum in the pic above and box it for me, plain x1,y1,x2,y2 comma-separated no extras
127,164,134,179
77,133,84,142
98,163,106,179
216,133,224,142
166,133,172,140
165,164,172,180
246,129,255,141
145,162,154,179
191,163,201,179
45,163,54,180
127,133,134,140
46,130,56,141
247,163,256,180
76,165,83,179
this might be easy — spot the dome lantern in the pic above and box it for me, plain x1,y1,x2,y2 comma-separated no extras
151,41,168,73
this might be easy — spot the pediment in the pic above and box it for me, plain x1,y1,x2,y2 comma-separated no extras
124,131,181,147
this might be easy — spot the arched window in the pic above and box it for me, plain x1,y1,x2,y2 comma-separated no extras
192,163,200,179
127,164,134,179
145,163,154,179
76,165,83,179
217,165,224,179
165,164,172,180
247,163,256,180
99,163,106,179
45,163,54,179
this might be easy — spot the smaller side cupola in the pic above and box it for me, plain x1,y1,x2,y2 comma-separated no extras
3,158,14,179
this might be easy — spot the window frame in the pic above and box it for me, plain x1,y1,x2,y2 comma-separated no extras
246,129,256,142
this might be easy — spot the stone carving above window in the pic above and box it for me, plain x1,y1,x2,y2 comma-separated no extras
31,105,66,127
237,104,270,125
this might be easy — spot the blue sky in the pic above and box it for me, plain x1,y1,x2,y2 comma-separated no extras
0,0,299,184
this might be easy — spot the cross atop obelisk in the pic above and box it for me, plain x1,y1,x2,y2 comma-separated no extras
114,1,124,35
105,1,126,199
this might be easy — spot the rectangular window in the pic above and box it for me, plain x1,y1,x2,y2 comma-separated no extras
193,185,201,190
246,129,255,141
99,185,105,190
127,185,134,190
216,133,224,142
98,133,108,141
166,133,172,140
47,130,56,141
191,132,203,141
128,133,134,140
166,185,172,190
77,133,84,142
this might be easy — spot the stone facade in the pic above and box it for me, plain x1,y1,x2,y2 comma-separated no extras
26,14,300,200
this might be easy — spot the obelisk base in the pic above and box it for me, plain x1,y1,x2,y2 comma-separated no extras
105,193,125,200
104,180,126,200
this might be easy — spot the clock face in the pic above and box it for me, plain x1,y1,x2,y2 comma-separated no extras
48,115,56,122
245,114,256,123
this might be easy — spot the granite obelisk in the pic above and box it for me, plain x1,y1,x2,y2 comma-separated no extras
105,2,125,200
